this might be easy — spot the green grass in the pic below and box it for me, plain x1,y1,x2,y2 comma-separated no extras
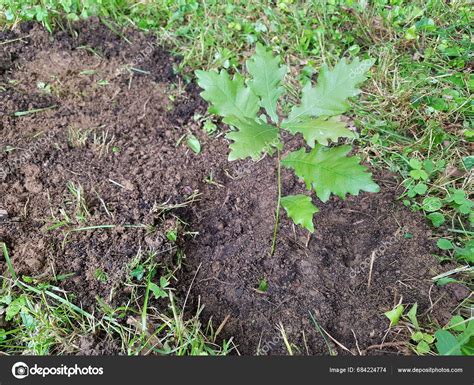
0,242,233,355
0,173,231,354
0,0,472,355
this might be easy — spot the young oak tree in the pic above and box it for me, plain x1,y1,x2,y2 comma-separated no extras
196,44,379,255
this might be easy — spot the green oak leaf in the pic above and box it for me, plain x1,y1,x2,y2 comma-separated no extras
282,145,379,202
195,70,259,119
247,43,287,123
286,57,375,123
224,116,280,161
281,195,319,232
282,116,356,147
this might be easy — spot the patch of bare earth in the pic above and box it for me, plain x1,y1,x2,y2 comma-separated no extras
0,20,466,355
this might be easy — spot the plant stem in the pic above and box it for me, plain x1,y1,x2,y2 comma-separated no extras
270,148,282,256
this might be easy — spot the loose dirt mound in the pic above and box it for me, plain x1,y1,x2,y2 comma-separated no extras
0,20,217,311
184,164,460,354
0,21,462,355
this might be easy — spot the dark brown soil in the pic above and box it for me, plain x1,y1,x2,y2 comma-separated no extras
183,166,461,355
0,20,217,353
0,21,464,355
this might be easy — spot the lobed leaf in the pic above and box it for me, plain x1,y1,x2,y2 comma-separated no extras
286,57,375,123
195,70,259,119
282,116,356,147
224,116,280,161
282,145,379,202
281,195,319,232
246,43,287,123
